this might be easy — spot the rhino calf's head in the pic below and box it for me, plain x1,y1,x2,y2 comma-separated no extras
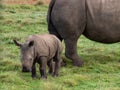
13,40,34,72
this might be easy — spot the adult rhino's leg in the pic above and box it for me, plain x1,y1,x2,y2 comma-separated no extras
50,0,86,66
64,37,84,67
54,23,85,67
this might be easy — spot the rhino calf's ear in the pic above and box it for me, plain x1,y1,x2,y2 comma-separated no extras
13,39,22,47
28,41,34,47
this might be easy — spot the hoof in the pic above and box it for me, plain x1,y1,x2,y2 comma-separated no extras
32,75,36,79
73,60,84,67
49,72,54,76
41,76,47,79
52,73,59,77
32,76,36,79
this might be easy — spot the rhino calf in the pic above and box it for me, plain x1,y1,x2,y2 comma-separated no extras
14,34,62,79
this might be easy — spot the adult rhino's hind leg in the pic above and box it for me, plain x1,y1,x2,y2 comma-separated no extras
50,0,86,66
64,38,84,67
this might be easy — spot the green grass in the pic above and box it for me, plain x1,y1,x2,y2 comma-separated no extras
0,4,120,90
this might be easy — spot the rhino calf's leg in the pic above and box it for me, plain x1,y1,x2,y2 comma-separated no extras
31,64,36,78
47,59,55,75
64,38,84,67
39,57,47,79
53,54,62,77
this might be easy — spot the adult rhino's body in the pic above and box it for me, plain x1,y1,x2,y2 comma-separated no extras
47,0,120,66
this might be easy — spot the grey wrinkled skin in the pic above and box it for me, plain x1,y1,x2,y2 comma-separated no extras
14,34,62,79
47,0,120,67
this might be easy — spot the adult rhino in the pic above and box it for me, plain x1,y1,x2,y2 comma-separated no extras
47,0,120,67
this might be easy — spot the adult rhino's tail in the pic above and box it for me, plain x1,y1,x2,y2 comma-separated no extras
47,0,63,41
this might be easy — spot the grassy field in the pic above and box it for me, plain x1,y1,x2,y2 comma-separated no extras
0,4,120,90
3,0,50,5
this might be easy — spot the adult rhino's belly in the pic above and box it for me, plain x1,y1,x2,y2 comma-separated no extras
83,0,120,43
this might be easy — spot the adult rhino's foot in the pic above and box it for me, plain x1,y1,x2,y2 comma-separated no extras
65,52,83,67
72,59,84,67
